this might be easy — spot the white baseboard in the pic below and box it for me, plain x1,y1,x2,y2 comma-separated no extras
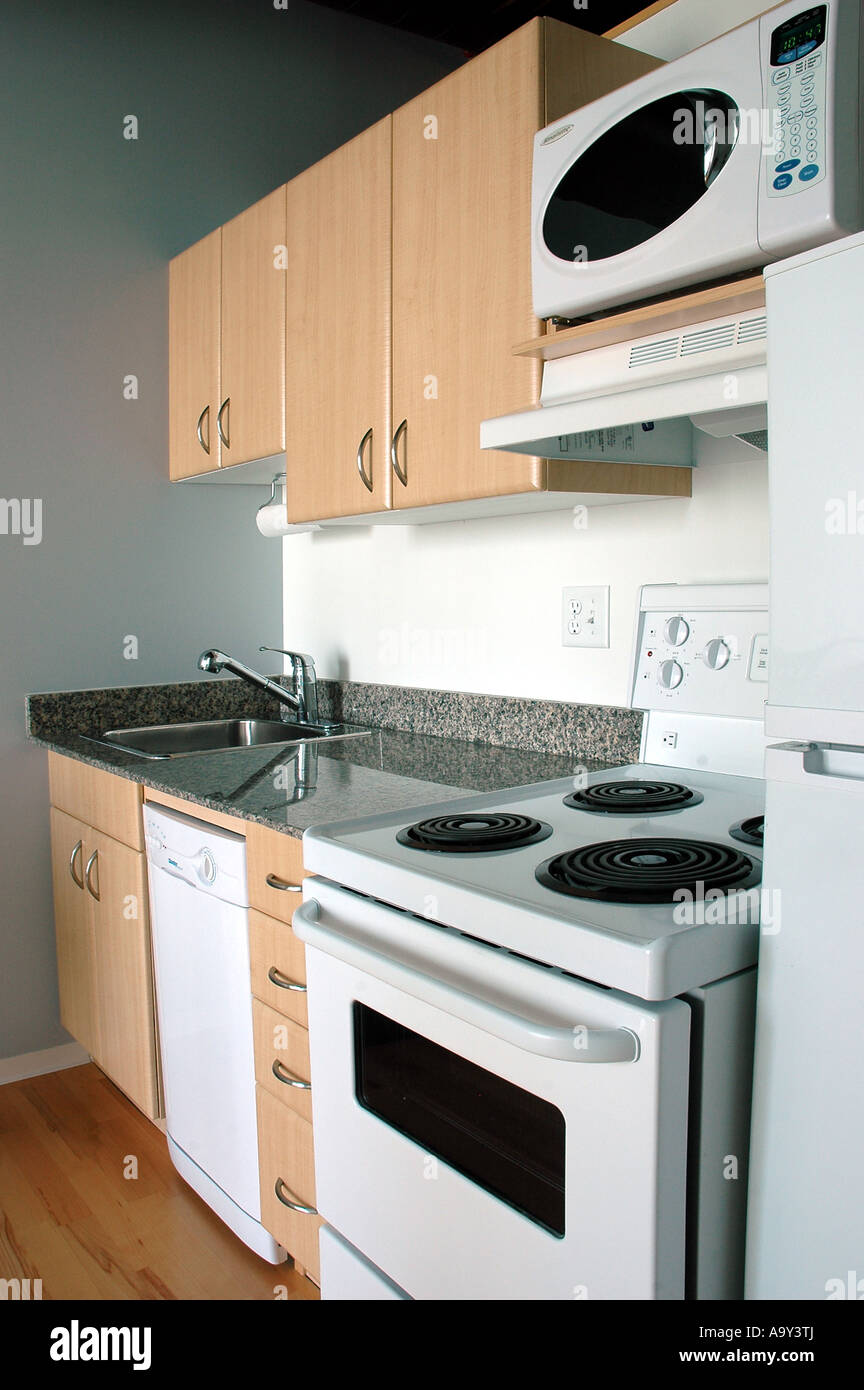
0,1042,90,1086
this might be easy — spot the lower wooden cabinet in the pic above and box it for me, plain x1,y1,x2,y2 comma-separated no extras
253,998,312,1123
50,807,99,1057
257,1086,321,1284
48,755,160,1120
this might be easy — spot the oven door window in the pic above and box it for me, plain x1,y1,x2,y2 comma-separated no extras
542,89,739,265
353,1003,566,1237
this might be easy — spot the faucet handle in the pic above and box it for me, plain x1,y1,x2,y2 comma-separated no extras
259,646,316,666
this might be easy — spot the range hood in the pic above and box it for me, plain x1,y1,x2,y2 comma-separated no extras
481,307,769,458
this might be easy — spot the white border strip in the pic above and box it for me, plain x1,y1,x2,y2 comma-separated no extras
0,1042,89,1087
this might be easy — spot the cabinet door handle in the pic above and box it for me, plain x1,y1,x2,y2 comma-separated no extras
271,1059,311,1090
390,418,407,486
196,405,211,455
84,848,100,901
267,965,306,993
217,396,230,448
274,1178,317,1215
265,873,302,893
68,839,84,889
356,427,373,493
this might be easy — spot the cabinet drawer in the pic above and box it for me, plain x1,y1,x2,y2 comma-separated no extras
49,753,143,851
257,1086,321,1283
246,824,306,921
249,908,308,1024
253,999,312,1123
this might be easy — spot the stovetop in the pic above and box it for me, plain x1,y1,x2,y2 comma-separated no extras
302,762,766,1000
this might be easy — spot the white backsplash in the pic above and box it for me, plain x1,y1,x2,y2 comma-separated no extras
282,435,768,707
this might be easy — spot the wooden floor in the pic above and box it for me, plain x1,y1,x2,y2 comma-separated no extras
0,1063,318,1301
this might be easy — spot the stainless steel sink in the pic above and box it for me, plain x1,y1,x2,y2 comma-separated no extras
89,718,369,760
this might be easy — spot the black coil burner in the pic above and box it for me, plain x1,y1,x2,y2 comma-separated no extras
564,780,704,815
729,815,764,847
397,812,553,854
536,837,760,904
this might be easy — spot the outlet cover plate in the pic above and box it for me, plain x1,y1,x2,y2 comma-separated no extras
562,585,610,648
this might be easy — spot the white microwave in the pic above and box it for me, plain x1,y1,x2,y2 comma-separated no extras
532,0,863,320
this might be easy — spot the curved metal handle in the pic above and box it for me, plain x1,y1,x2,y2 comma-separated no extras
390,418,407,487
84,849,100,901
217,396,230,448
356,427,373,493
69,839,84,889
274,1178,317,1215
271,1059,311,1090
267,965,307,993
265,873,303,893
196,405,211,455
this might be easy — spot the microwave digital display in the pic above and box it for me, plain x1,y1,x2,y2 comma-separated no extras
771,4,827,65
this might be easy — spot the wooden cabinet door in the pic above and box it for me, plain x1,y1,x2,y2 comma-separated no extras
169,229,221,479
284,118,392,522
257,1086,321,1281
221,186,287,469
50,808,99,1056
391,24,544,509
87,830,160,1119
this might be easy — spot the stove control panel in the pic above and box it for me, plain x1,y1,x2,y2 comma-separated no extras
632,592,769,720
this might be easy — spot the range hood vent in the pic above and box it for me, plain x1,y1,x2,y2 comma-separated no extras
481,308,768,460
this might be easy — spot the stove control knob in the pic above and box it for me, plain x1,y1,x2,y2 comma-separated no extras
664,616,690,646
658,659,684,689
703,638,731,670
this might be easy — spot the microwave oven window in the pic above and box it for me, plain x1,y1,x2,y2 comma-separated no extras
770,5,827,66
541,90,739,266
353,1002,566,1237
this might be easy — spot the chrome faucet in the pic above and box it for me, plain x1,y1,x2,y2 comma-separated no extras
196,647,337,730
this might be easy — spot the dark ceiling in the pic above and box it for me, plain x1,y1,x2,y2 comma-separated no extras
302,1,645,55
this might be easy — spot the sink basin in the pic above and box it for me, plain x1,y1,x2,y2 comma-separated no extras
89,718,368,760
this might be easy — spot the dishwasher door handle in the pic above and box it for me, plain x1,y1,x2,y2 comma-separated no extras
294,899,640,1064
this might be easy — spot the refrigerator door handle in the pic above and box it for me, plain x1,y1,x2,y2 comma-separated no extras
766,741,864,793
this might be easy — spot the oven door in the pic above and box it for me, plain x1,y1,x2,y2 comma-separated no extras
294,878,691,1301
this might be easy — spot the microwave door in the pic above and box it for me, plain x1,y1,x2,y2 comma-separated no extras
540,90,740,269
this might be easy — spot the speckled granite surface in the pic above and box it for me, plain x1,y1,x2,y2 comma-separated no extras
26,677,643,838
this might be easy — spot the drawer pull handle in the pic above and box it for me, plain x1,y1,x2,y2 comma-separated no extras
356,426,373,492
274,1178,317,1216
69,839,84,889
390,418,407,487
84,848,100,901
267,966,306,993
196,404,211,455
272,1059,311,1090
265,873,302,893
217,396,230,448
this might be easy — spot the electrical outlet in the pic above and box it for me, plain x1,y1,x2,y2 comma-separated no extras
562,586,610,648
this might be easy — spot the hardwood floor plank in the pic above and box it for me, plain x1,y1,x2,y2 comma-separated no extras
0,1064,318,1301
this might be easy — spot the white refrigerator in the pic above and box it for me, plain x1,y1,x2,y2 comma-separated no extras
746,231,864,1300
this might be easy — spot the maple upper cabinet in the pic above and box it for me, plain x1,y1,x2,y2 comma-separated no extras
220,186,286,471
389,19,664,513
168,187,286,481
284,119,391,523
169,229,221,479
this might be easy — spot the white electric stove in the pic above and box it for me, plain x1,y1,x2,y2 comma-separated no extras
295,584,769,1301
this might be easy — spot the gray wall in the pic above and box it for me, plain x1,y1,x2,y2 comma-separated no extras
0,0,460,1059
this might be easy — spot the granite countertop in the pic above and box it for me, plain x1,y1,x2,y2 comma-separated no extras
27,677,643,838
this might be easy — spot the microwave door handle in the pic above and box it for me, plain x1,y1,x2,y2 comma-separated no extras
294,900,640,1064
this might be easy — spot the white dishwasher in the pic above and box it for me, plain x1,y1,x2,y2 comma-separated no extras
144,804,285,1264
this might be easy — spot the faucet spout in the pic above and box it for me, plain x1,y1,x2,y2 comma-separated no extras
196,648,301,717
196,646,338,730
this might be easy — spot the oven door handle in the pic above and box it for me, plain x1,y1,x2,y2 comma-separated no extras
294,900,640,1064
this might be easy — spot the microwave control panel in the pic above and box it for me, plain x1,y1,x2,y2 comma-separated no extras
765,4,828,196
633,606,769,720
